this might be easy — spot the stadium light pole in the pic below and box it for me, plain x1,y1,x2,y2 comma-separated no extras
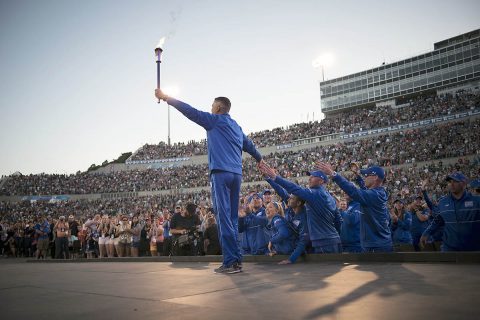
162,86,180,146
312,53,335,114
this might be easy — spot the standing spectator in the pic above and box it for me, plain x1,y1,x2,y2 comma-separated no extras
54,216,69,259
68,215,79,237
34,217,50,259
97,215,110,258
130,215,144,257
84,215,100,259
316,162,393,252
156,89,263,273
421,172,480,251
116,215,132,257
204,216,221,255
106,216,117,257
162,209,172,256
23,222,35,257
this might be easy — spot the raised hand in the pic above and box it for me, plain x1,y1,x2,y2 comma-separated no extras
258,161,277,179
420,179,429,191
315,161,334,176
350,162,360,175
155,88,169,101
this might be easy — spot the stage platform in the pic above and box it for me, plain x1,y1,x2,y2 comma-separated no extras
1,253,479,320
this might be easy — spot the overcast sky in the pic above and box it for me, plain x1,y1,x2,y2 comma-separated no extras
1,0,478,176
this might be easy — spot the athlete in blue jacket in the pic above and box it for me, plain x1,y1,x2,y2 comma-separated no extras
239,193,269,255
266,202,296,255
390,199,413,245
338,195,363,253
259,163,341,253
266,178,309,263
316,162,393,252
409,196,429,251
155,90,262,273
421,172,480,251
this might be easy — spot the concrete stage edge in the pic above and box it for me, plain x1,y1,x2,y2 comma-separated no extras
1,253,479,320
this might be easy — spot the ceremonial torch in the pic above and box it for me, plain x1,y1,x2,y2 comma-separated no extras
155,37,165,103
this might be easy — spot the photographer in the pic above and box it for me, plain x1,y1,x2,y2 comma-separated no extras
170,203,201,256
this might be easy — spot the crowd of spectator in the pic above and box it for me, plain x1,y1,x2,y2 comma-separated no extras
130,140,208,162
1,158,478,258
127,91,479,160
2,117,478,196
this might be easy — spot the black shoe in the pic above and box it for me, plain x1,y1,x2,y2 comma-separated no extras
214,265,228,274
226,262,242,274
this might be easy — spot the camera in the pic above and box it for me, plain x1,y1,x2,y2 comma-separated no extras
171,227,202,256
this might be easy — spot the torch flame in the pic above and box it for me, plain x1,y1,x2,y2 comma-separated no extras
312,53,335,69
156,36,166,49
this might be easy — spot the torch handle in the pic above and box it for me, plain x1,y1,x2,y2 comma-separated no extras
156,60,161,103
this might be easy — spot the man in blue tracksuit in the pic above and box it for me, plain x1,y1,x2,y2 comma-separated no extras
420,172,480,251
316,162,393,252
259,164,341,253
155,90,262,273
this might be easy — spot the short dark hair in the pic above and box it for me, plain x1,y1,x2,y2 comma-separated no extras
214,97,231,113
185,203,197,215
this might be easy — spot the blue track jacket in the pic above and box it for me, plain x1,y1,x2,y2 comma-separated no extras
166,98,262,173
391,212,413,244
332,174,392,248
422,191,480,251
268,215,296,255
339,200,362,247
239,211,268,255
273,176,340,247
266,178,309,262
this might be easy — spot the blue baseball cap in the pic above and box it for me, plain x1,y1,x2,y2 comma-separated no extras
360,166,385,180
248,193,263,203
263,189,272,195
306,170,328,182
445,172,468,183
470,179,480,189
